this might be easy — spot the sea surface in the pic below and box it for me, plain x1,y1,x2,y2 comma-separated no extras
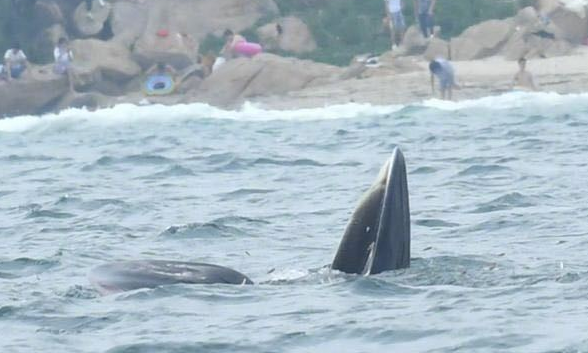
1,92,588,353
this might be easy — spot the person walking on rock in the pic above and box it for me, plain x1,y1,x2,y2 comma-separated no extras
413,0,437,38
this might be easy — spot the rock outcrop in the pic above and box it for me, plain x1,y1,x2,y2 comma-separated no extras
257,17,317,54
0,67,69,117
110,1,149,47
500,6,579,60
424,38,449,61
70,39,142,94
400,26,428,55
192,54,341,107
32,24,68,64
451,19,514,60
119,0,279,69
33,1,65,29
72,0,111,38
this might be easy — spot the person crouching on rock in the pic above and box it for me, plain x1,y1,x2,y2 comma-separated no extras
54,37,75,93
221,29,246,60
3,42,28,81
429,57,456,100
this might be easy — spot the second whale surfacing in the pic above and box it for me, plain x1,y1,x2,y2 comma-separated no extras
89,148,410,294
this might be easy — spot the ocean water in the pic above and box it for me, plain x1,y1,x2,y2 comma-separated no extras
1,92,588,352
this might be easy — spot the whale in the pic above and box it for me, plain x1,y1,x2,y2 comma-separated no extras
89,148,410,294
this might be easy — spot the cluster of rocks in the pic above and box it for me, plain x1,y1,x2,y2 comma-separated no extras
2,0,588,117
401,1,588,61
1,0,329,117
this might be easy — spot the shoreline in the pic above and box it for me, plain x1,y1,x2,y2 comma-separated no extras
254,48,588,110
3,49,588,118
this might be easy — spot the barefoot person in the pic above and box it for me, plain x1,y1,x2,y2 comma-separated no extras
413,0,437,38
429,57,455,100
512,57,538,91
385,0,406,50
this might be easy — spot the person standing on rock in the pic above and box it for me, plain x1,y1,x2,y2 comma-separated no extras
85,0,106,20
385,0,406,50
3,43,28,81
413,0,437,38
54,37,75,93
512,58,538,91
429,57,455,100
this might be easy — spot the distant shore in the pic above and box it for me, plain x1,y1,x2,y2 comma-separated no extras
253,48,588,110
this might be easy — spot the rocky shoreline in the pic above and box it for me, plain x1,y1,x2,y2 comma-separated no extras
2,0,588,117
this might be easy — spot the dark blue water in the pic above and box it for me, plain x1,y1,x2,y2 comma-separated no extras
1,93,588,352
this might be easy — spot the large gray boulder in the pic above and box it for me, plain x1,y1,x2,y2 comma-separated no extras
70,39,142,94
33,0,65,29
32,24,68,64
424,38,449,61
548,5,588,44
115,0,279,68
257,17,317,54
110,1,149,47
193,54,341,107
502,30,574,60
0,66,69,117
72,0,112,37
400,25,428,55
451,19,514,60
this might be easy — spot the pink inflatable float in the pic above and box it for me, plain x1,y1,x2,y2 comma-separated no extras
233,41,263,57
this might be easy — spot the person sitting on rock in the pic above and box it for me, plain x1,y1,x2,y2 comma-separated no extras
413,0,437,39
142,62,178,96
429,57,456,100
85,0,106,20
512,57,538,91
221,29,246,59
3,43,28,81
385,0,406,50
54,37,75,92
146,62,177,78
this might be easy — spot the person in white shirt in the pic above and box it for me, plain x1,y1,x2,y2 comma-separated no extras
54,37,75,92
3,43,28,81
385,0,406,49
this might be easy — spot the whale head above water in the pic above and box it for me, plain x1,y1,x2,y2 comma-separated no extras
89,148,411,294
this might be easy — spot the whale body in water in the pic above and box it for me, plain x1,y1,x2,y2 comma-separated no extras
89,148,410,294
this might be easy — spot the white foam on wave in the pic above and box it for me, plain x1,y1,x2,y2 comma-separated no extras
421,91,588,111
1,91,587,133
0,101,402,133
